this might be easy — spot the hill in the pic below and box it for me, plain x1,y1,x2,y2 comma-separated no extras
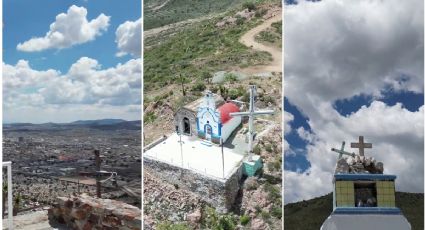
284,192,424,230
144,0,245,30
71,119,127,125
3,119,141,131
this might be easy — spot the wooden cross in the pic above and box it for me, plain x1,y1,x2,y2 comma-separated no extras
230,85,274,157
351,136,372,156
79,149,117,198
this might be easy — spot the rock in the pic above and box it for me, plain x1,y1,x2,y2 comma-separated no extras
48,195,141,230
251,218,269,230
186,209,202,224
244,177,259,191
335,158,349,173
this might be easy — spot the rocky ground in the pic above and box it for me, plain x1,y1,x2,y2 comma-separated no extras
143,169,205,229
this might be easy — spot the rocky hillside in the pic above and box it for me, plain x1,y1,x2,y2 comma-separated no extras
284,192,424,230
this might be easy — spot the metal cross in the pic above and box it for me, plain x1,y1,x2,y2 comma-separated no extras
230,85,274,158
351,136,372,156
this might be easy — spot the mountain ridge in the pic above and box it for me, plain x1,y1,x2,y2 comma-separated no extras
3,119,141,131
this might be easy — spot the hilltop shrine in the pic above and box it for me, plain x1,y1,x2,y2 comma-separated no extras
144,85,273,212
321,136,411,230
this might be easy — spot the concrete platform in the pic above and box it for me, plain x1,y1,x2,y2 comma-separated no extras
2,210,69,230
144,133,245,180
321,213,411,230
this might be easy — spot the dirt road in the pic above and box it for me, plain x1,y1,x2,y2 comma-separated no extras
238,14,282,74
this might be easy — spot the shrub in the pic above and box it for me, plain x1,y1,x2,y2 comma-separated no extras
264,182,281,201
157,222,191,230
210,86,219,93
244,178,259,191
192,82,206,92
255,8,267,18
240,215,250,225
260,211,271,220
219,85,228,99
253,145,261,155
263,95,275,105
203,207,237,230
224,73,238,83
236,17,245,25
265,144,273,152
272,21,282,34
271,205,282,219
144,112,157,124
243,2,256,11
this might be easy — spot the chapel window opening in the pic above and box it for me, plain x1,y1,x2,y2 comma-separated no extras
354,182,377,207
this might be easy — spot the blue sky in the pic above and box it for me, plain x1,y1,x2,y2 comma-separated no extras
284,91,424,173
3,0,140,72
284,0,424,203
3,0,141,123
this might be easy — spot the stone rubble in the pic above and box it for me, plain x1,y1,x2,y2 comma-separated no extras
48,194,141,230
143,169,205,229
335,154,384,174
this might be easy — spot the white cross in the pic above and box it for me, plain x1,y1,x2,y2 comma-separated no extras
230,85,274,160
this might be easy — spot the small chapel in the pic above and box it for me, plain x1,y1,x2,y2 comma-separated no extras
174,91,242,144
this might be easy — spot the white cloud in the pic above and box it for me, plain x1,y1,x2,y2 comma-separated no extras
285,102,424,203
17,5,110,52
284,0,424,203
284,111,294,134
285,0,423,115
3,57,141,123
115,18,141,57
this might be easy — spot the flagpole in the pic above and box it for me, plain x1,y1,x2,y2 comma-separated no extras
179,133,184,167
221,138,225,179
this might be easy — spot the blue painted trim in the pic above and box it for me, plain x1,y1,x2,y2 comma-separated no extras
218,123,222,136
198,108,219,123
333,207,401,215
334,174,396,181
196,117,200,133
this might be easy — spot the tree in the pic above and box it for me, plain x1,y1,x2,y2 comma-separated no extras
176,74,189,96
173,61,191,96
202,71,213,85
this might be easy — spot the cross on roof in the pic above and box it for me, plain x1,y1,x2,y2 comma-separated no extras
351,136,372,156
230,85,274,157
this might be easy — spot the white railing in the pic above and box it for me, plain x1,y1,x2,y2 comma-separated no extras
2,161,13,230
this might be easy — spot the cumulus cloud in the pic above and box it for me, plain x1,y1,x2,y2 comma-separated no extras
3,57,141,122
284,0,424,203
115,18,141,57
17,5,110,52
284,111,294,134
285,102,424,203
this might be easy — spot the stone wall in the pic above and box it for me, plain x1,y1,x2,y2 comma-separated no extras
174,108,197,136
144,156,243,213
48,194,141,230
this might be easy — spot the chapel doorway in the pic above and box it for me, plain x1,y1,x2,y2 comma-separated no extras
183,117,191,135
205,124,212,141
